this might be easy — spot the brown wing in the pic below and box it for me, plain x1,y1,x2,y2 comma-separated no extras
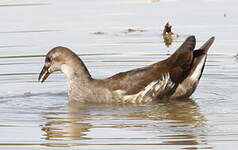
104,36,196,95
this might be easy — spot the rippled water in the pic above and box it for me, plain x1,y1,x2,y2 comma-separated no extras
0,0,238,149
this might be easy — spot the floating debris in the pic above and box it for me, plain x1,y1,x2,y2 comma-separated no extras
123,28,147,34
92,31,107,35
24,91,32,95
163,22,173,36
127,28,136,33
162,22,178,47
162,22,174,47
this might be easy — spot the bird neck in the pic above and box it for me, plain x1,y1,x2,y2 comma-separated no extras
61,57,92,83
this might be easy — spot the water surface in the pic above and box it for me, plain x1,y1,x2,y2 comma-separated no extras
0,0,238,149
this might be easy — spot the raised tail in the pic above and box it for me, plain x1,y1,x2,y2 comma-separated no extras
170,37,215,99
190,36,215,80
167,36,196,84
199,37,215,53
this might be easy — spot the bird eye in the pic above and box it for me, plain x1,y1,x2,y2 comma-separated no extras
46,57,51,62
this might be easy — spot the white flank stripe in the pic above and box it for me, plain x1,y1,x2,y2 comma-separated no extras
114,73,175,103
190,56,206,81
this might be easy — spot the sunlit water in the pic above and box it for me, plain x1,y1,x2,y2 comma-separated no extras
0,0,238,149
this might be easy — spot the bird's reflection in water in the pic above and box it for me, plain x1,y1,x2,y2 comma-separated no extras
121,98,209,149
41,98,210,149
135,99,204,124
41,103,92,141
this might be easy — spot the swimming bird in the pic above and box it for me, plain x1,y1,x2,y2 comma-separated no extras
39,36,215,103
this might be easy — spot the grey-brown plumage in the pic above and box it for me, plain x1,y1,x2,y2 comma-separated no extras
39,36,215,103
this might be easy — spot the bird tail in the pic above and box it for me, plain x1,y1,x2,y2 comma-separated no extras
189,36,215,80
170,37,215,99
